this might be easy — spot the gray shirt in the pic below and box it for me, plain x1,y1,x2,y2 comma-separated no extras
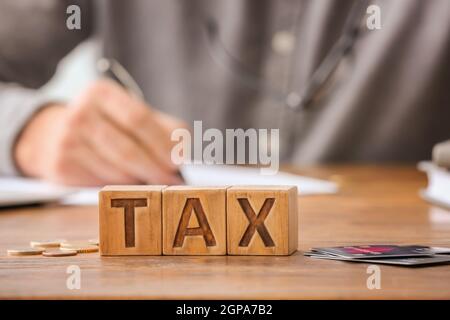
1,0,449,176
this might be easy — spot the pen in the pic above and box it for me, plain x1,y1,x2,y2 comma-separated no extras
96,58,185,183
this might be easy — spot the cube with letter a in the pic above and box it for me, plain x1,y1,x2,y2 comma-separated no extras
163,186,227,255
227,186,298,255
99,185,165,255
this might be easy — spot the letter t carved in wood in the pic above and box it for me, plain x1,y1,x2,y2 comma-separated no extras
111,198,148,248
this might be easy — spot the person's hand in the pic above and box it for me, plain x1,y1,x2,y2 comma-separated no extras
14,79,186,186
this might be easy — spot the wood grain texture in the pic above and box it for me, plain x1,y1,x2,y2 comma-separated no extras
163,186,227,255
227,186,298,255
1,166,450,299
99,185,165,255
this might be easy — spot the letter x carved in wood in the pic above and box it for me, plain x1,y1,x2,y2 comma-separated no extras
237,198,276,247
111,198,148,248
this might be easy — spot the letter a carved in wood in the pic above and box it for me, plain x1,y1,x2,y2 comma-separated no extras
173,198,216,248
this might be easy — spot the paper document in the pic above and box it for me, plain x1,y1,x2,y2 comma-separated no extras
0,165,338,207
180,165,338,195
0,177,74,207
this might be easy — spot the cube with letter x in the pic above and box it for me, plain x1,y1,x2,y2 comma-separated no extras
227,186,298,255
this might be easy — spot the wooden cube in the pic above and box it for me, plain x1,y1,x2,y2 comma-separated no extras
227,186,298,255
99,185,165,255
163,186,227,255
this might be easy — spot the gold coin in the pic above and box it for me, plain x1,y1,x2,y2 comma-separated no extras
7,247,44,256
30,240,65,248
43,249,77,257
61,241,95,248
60,246,98,253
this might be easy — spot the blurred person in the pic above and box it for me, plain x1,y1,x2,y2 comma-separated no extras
0,0,449,186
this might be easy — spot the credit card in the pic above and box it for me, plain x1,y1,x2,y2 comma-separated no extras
311,245,433,259
430,247,450,254
304,251,450,266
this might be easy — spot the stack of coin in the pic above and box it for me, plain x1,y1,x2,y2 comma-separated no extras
7,238,99,257
60,241,99,253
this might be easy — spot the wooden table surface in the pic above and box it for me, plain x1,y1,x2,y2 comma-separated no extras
1,166,450,299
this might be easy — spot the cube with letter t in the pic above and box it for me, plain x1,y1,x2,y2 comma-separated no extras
163,186,227,255
227,186,298,255
99,185,165,255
